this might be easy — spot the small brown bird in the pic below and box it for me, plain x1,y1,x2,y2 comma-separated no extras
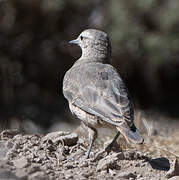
63,29,144,159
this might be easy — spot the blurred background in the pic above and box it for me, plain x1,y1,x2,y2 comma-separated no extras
0,0,179,134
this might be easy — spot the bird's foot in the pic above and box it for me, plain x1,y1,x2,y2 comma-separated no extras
91,139,121,162
104,139,121,153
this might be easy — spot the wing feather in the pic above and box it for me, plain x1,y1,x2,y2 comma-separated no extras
63,63,134,127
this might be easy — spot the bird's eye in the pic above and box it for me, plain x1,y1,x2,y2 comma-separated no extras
80,36,83,41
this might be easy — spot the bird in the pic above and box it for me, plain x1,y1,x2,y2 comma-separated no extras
63,29,144,159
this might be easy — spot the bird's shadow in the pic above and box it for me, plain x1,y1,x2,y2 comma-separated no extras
148,157,170,171
104,143,170,172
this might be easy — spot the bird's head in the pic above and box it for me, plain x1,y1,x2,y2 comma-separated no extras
69,29,111,63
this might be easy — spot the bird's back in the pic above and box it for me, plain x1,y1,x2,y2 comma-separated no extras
63,60,134,128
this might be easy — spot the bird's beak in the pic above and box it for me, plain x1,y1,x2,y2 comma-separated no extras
69,39,79,45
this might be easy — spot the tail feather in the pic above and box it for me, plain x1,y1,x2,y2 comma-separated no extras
116,125,144,144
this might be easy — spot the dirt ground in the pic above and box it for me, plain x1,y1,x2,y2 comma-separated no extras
0,118,179,180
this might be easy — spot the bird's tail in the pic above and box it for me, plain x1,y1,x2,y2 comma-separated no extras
116,124,144,144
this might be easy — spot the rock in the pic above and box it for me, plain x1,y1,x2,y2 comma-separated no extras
123,150,148,161
97,153,120,171
168,176,179,180
80,170,94,178
64,162,75,169
27,165,41,174
92,149,124,162
6,148,17,159
0,129,173,179
166,158,179,178
55,149,66,161
123,150,135,160
35,150,46,160
97,170,106,179
29,171,47,180
0,160,17,179
5,140,14,149
15,168,28,179
12,142,21,151
108,168,116,176
0,141,9,160
0,169,17,179
116,152,125,160
13,157,29,168
79,161,89,168
74,175,87,180
0,129,20,140
117,172,137,179
42,131,78,146
64,169,73,179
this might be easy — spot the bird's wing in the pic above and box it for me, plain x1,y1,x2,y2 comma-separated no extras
63,64,133,127
63,63,144,144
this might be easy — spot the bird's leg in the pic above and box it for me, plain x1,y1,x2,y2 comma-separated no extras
91,131,121,162
84,126,97,159
105,131,120,151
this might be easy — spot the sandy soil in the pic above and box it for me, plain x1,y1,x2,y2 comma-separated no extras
0,128,179,180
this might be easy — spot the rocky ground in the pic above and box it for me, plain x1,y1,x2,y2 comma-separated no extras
0,128,179,180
